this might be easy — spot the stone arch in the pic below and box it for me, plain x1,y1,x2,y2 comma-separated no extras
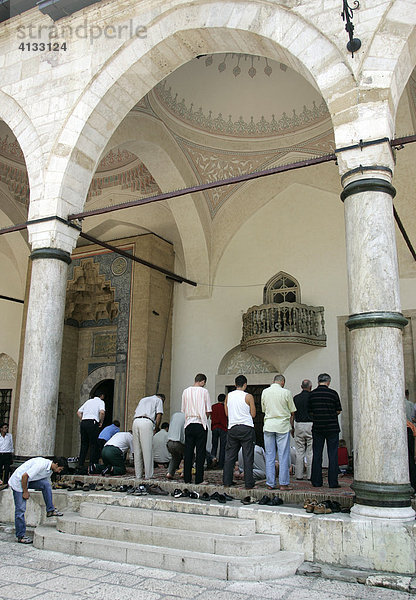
0,90,44,210
46,2,353,261
102,113,210,296
79,365,116,406
360,3,416,134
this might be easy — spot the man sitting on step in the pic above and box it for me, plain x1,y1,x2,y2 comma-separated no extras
8,456,66,544
91,431,134,476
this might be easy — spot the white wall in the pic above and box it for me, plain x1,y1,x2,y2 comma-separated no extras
171,182,349,410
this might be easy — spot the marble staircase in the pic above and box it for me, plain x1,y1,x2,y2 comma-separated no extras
33,494,304,580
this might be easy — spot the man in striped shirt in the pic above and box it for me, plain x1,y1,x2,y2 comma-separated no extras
309,373,342,488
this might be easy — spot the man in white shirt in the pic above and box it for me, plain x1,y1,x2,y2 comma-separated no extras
77,393,105,470
261,374,296,491
152,423,171,466
8,456,66,544
132,394,165,479
92,431,134,476
223,375,256,489
181,374,212,484
166,412,185,480
0,422,13,485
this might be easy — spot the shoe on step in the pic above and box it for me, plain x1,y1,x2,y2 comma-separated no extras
17,535,33,544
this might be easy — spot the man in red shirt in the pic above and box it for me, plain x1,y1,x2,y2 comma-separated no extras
210,394,228,469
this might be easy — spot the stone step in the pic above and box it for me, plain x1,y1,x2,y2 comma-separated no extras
80,501,257,535
57,512,279,556
34,525,304,581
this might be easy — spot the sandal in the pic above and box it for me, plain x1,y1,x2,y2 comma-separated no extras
314,501,332,514
305,499,319,513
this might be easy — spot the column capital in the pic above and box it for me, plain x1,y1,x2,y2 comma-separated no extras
27,217,79,255
336,139,395,179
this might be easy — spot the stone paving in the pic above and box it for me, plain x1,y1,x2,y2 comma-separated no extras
0,527,413,600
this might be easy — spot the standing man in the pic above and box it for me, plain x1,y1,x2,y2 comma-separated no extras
132,393,165,479
210,394,227,469
223,375,256,489
0,422,13,486
261,374,296,491
166,411,185,480
309,373,342,488
8,456,66,544
181,373,212,485
77,393,105,471
293,379,313,481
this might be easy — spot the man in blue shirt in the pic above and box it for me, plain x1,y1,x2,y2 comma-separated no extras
98,420,120,455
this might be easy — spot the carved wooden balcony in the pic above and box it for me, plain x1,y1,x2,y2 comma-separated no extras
241,302,326,372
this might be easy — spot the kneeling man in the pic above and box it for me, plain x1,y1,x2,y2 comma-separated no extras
93,431,134,476
8,456,66,544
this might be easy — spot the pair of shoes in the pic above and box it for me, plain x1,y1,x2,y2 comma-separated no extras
258,495,273,505
200,492,211,501
17,535,33,544
101,466,114,476
188,490,199,499
279,485,293,491
172,488,188,498
241,496,256,505
147,484,169,496
313,501,332,514
211,492,226,503
47,509,63,518
305,499,319,512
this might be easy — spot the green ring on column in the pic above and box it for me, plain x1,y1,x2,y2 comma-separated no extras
352,480,413,507
340,178,396,202
30,248,72,265
346,311,408,330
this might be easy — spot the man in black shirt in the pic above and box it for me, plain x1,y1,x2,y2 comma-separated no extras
293,379,313,480
309,373,342,488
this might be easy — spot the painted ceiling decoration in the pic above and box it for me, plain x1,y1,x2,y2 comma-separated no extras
153,80,329,139
0,135,160,207
87,152,160,200
176,131,335,218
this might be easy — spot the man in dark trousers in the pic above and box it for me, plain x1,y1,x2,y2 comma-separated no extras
210,394,227,468
293,379,313,480
309,373,342,488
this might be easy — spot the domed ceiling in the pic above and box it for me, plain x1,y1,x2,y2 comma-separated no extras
148,53,329,139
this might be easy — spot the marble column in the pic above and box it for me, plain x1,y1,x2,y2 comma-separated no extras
15,221,79,459
341,164,414,521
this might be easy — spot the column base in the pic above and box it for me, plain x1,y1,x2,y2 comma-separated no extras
351,480,413,507
350,504,415,523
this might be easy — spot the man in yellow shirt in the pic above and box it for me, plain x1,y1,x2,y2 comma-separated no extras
261,374,296,491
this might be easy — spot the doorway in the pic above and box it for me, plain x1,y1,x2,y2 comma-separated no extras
91,379,114,427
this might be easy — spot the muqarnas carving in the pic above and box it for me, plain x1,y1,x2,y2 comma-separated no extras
65,259,119,323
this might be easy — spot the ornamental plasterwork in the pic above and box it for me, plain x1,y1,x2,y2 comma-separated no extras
176,132,334,218
220,347,275,375
153,81,330,139
65,258,119,323
0,353,18,381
